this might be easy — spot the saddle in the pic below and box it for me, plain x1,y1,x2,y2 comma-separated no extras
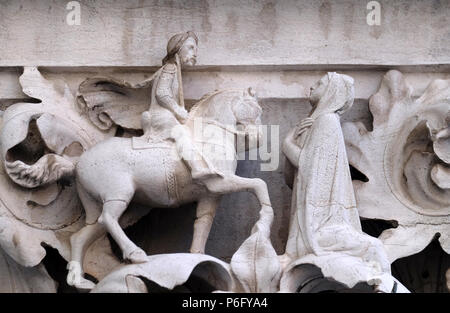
131,136,180,205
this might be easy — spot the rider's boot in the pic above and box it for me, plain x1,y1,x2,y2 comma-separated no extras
171,124,225,180
185,157,225,181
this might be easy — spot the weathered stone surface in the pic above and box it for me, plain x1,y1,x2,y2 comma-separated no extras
0,1,449,67
0,0,448,294
0,249,56,293
343,70,450,264
280,72,402,292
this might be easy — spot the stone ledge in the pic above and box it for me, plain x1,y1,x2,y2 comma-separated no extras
1,68,449,102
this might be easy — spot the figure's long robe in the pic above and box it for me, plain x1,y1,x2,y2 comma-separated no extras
284,112,392,288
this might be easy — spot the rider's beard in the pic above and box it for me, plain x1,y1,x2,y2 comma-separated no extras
182,56,196,66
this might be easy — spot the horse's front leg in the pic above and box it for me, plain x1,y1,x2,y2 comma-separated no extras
201,175,274,236
190,196,220,254
203,175,271,207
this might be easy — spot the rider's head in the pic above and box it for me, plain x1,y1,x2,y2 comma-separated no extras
162,31,198,67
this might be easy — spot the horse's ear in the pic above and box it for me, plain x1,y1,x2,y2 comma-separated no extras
246,87,256,97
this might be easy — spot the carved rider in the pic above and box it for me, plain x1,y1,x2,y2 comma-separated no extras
141,31,223,180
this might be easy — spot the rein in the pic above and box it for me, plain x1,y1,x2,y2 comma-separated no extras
192,119,241,155
202,119,247,137
186,90,251,148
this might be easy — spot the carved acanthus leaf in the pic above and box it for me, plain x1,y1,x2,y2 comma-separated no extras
0,67,112,270
343,70,450,262
91,254,233,293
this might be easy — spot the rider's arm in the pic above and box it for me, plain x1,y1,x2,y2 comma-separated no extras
155,64,188,122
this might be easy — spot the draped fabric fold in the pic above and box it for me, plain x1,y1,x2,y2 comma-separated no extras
76,70,162,130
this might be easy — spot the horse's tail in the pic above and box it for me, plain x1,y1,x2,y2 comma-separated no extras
0,106,84,189
4,154,76,188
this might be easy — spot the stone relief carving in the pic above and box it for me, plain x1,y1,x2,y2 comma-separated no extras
0,32,278,292
0,67,115,293
67,85,272,290
66,32,275,290
0,33,448,293
343,70,450,264
0,248,56,293
91,204,280,293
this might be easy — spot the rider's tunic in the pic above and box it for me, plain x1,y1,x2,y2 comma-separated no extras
146,63,182,141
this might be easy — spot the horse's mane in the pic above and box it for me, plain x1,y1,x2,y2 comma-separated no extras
188,90,219,116
188,89,242,119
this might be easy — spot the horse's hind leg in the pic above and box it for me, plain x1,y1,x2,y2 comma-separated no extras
98,200,148,264
190,196,220,254
67,183,106,290
67,223,105,290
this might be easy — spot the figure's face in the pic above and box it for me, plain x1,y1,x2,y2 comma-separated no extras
178,37,198,67
309,75,328,107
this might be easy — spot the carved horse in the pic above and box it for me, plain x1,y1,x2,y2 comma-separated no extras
66,89,273,289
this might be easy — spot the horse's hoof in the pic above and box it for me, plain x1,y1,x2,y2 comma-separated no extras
66,261,96,291
74,278,96,292
189,249,204,254
66,261,82,285
126,248,148,264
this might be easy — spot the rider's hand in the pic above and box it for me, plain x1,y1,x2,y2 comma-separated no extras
176,108,189,123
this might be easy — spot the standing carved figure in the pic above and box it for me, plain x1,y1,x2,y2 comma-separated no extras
64,32,273,290
280,73,403,292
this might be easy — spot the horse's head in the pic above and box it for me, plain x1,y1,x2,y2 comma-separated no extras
231,87,263,151
188,87,263,152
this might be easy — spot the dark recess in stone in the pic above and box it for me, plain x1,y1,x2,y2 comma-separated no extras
349,164,369,182
42,245,79,293
391,236,450,293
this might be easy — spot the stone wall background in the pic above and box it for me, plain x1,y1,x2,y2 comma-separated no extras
0,0,449,292
0,0,449,66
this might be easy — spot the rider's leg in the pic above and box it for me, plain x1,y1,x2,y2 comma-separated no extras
141,111,152,136
171,124,223,180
